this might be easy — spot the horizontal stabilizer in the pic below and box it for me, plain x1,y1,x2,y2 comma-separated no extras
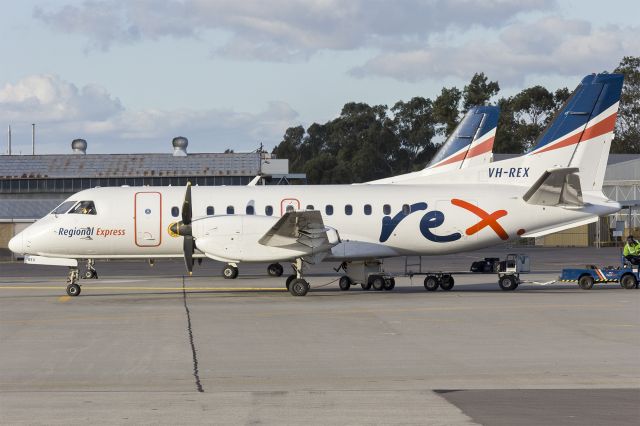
523,168,583,207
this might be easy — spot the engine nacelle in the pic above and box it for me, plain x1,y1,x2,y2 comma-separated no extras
193,215,316,262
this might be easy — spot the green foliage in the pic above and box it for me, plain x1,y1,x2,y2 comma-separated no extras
613,56,640,154
273,57,640,183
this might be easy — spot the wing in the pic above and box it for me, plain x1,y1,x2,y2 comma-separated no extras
258,210,340,251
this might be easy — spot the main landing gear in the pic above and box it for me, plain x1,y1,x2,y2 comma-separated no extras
66,267,81,296
221,262,285,279
286,258,309,296
83,259,98,279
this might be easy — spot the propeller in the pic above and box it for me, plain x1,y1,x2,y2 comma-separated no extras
170,182,196,275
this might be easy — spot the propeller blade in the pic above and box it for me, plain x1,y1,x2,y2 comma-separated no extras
184,235,194,275
182,182,192,225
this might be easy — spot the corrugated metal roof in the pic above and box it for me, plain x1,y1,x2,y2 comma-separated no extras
0,153,261,179
0,198,61,220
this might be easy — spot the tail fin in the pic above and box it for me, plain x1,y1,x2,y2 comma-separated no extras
427,105,500,171
527,73,624,191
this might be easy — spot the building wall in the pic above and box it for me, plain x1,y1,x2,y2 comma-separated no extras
537,224,590,247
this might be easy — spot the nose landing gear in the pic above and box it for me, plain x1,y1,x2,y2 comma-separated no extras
288,258,309,296
66,267,81,296
83,259,98,279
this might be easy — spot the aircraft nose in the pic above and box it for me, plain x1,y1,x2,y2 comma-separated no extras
8,233,24,255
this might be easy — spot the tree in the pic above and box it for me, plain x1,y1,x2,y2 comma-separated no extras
432,86,461,137
390,97,437,170
462,72,500,111
613,56,640,154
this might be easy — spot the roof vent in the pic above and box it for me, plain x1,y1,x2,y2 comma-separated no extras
172,136,188,156
71,139,87,154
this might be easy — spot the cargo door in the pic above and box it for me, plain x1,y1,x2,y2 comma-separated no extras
135,192,162,247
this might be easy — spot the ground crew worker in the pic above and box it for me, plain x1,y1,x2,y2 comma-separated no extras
623,235,640,265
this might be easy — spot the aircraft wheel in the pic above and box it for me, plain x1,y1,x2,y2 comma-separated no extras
383,278,395,291
370,275,385,291
578,275,594,290
424,275,439,291
66,283,81,297
267,263,284,277
289,278,309,296
620,274,637,290
285,274,296,290
440,275,454,291
222,265,239,279
499,275,518,291
339,276,351,291
361,282,372,291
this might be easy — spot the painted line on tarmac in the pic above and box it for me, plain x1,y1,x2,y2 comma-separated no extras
0,286,286,292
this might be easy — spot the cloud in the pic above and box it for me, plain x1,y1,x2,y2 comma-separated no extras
34,0,555,60
0,75,298,153
351,17,639,84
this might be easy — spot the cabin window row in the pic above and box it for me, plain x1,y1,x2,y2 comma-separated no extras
169,203,414,217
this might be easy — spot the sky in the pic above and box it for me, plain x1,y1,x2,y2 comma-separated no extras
0,0,638,155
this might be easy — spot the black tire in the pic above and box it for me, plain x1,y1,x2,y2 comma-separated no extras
370,275,385,291
289,278,309,296
424,275,439,291
267,263,284,277
285,274,296,290
66,283,81,297
578,275,595,290
222,265,239,279
440,275,454,291
620,274,638,290
499,275,518,291
383,278,395,291
361,282,372,290
339,276,351,291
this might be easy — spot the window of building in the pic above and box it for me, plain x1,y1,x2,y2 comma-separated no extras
206,206,214,215
227,206,234,214
69,200,97,215
326,205,333,215
402,204,410,215
345,204,353,215
246,205,255,215
383,204,391,215
171,206,179,217
265,205,273,216
51,200,77,215
364,204,372,215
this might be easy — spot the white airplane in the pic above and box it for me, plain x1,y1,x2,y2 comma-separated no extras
9,73,624,297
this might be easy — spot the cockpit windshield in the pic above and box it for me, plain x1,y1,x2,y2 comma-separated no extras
69,201,97,215
51,201,77,215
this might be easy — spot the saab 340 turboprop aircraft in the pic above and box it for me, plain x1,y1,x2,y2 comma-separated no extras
9,73,624,296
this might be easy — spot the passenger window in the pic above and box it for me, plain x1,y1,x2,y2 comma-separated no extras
51,200,76,215
364,204,372,215
402,204,410,215
171,206,179,217
227,206,234,214
206,206,214,215
265,205,273,216
246,205,255,215
286,205,295,213
69,201,97,215
326,205,333,215
345,204,353,215
306,205,314,210
383,204,391,215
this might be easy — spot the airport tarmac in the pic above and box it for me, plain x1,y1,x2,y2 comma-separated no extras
1,247,639,425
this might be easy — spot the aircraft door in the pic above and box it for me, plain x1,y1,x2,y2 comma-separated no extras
280,198,300,216
135,192,162,247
